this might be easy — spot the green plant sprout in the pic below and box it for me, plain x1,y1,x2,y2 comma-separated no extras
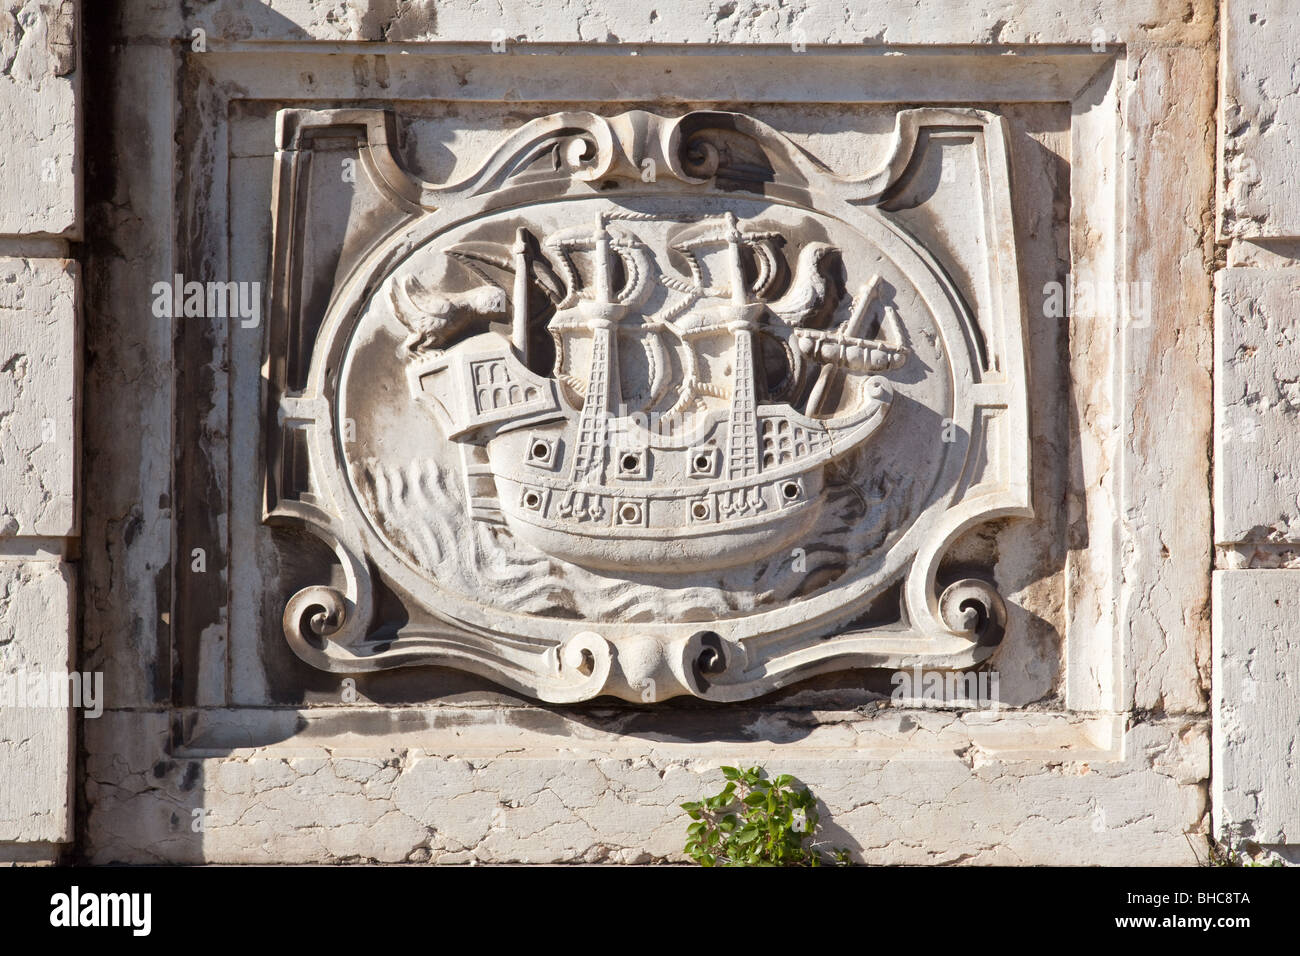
681,765,852,866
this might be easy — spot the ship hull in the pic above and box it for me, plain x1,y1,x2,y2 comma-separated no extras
493,474,825,572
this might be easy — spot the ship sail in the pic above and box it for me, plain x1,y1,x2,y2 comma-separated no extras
399,207,911,572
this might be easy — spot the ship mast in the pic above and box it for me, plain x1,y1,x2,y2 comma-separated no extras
510,228,530,362
567,215,621,497
720,213,764,516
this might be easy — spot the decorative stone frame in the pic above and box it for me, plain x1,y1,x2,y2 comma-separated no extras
263,105,1031,703
78,3,1215,865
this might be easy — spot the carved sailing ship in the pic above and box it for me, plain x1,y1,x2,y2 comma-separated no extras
268,107,1031,697
399,210,908,572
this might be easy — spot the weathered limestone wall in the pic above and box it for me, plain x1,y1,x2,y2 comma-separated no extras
1213,0,1300,858
70,0,1218,865
0,0,1292,865
0,0,80,863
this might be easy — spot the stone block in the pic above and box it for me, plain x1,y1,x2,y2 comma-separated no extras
1220,0,1300,239
0,0,79,237
1212,570,1300,844
0,257,78,538
1215,266,1300,544
0,559,75,846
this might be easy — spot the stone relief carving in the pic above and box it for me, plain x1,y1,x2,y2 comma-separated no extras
264,107,1031,702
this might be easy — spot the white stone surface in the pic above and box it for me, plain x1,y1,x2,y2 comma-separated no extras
1213,570,1300,845
0,257,78,538
1121,45,1215,716
0,2,80,860
1220,0,1300,240
0,0,79,237
173,0,1214,46
68,0,1233,865
84,708,1206,865
1215,267,1300,545
1213,2,1300,861
0,559,74,846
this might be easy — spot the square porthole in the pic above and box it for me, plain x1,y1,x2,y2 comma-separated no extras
688,498,714,523
520,486,549,513
689,447,718,478
615,448,648,480
525,434,558,469
614,498,647,527
777,478,804,508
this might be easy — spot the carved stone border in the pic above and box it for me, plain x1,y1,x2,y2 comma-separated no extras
264,107,1031,702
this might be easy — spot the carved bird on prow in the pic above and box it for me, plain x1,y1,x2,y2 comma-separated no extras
389,277,508,355
389,229,565,356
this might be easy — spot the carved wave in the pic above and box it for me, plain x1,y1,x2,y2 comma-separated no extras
351,452,915,625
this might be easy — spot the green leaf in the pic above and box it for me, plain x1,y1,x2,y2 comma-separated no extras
684,764,842,866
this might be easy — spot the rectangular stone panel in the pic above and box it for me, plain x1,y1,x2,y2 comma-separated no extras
1220,0,1300,240
83,707,1206,865
0,559,75,846
179,0,1213,46
1215,266,1300,545
0,0,79,237
77,2,1218,865
1213,570,1300,844
0,256,79,538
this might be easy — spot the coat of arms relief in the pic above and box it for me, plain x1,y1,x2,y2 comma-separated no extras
264,107,1031,702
